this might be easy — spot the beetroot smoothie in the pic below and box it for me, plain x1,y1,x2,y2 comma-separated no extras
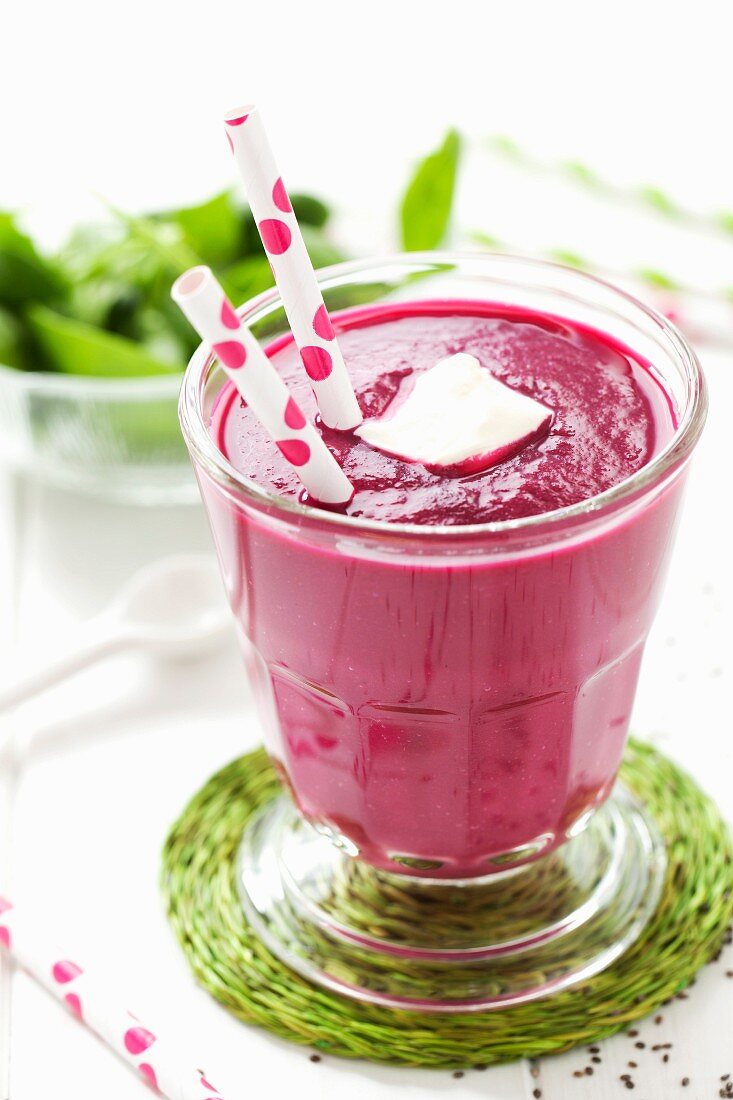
194,297,683,878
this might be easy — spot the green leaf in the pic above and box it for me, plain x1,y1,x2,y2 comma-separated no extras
135,306,192,365
400,129,461,251
290,194,330,229
27,305,179,378
160,190,243,268
716,212,733,235
547,248,588,270
635,268,680,291
59,219,186,301
562,161,601,188
68,277,141,331
489,135,524,161
56,222,125,281
101,201,200,273
0,306,27,368
222,257,275,304
470,230,504,249
0,212,67,307
638,186,678,216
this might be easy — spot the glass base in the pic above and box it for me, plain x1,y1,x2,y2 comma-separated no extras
237,785,665,1012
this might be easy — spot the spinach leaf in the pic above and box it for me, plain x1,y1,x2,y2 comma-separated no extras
0,212,67,307
0,306,27,369
102,203,201,273
400,129,461,251
290,194,330,229
157,190,243,268
28,305,179,378
223,256,275,303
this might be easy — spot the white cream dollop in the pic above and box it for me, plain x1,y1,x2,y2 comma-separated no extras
355,353,553,475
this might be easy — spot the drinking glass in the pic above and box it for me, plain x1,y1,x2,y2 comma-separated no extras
180,254,706,1009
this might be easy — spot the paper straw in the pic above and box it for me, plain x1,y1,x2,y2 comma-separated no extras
223,104,362,431
0,897,228,1099
172,265,354,506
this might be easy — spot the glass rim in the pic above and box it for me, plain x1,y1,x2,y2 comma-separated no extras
179,250,707,540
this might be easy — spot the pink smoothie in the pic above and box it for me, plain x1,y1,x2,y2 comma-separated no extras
199,301,680,877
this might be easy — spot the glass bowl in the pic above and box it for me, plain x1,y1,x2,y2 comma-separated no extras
0,363,196,504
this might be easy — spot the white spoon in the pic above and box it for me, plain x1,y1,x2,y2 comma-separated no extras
0,554,231,713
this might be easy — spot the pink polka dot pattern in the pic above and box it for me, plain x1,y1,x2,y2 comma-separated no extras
301,345,333,381
312,304,335,341
0,898,11,915
277,439,311,466
64,992,82,1018
220,300,240,330
226,113,249,126
139,1063,158,1090
271,177,292,213
259,219,292,255
52,960,83,984
284,396,306,430
0,926,10,949
213,340,247,370
124,1026,156,1055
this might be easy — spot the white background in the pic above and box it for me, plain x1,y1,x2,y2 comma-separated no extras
2,1,733,1097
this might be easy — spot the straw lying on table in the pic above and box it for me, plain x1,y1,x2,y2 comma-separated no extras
172,265,354,506
224,104,362,431
0,898,227,1099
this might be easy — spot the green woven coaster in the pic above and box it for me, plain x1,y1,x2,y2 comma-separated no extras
162,739,733,1068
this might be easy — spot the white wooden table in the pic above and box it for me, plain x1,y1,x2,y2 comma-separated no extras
0,343,730,1099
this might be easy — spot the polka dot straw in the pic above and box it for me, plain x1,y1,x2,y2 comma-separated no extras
172,266,354,506
0,897,227,1099
223,104,363,431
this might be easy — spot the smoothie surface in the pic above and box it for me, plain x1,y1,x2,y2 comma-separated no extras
214,301,675,525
